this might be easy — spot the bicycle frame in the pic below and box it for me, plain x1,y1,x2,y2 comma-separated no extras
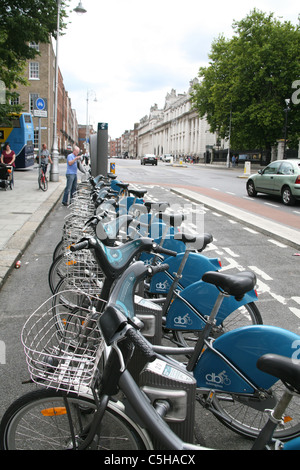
194,325,300,394
75,324,201,451
165,279,258,330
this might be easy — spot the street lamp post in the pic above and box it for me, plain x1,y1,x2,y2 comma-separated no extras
85,90,97,156
50,0,87,182
283,98,291,159
226,103,232,168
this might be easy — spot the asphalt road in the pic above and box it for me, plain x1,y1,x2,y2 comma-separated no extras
0,160,299,451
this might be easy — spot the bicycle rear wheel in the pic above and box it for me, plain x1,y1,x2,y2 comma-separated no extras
208,380,300,441
0,389,148,450
173,301,263,348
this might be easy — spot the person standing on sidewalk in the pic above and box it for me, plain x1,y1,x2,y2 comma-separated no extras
62,145,81,206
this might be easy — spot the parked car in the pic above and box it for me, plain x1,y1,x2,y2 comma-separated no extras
141,154,157,165
246,159,300,205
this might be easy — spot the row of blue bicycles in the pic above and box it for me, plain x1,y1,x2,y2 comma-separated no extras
0,169,300,450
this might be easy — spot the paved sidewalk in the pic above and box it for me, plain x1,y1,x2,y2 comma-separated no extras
0,164,65,289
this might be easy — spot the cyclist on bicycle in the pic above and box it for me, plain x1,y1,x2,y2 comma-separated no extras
40,143,52,175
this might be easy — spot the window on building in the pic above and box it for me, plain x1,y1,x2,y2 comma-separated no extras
34,130,39,152
29,62,39,79
30,93,39,113
9,95,20,106
29,42,39,51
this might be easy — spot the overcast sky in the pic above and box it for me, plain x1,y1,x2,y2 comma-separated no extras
58,0,299,139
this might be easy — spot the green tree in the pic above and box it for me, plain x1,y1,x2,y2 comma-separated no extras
0,0,69,120
191,9,300,152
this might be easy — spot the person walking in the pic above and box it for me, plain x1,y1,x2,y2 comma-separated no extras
62,145,81,206
1,142,16,185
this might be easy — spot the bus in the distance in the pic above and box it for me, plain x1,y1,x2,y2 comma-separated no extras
0,112,35,168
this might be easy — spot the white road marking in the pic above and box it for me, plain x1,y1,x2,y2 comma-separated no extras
268,239,287,248
248,266,273,281
222,247,239,257
243,227,258,234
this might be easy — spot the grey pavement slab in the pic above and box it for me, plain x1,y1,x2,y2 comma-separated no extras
0,165,65,288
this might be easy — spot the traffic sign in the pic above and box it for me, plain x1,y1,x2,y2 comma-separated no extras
36,98,45,110
34,98,48,118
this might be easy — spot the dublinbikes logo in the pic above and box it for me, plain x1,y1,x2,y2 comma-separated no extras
174,313,193,327
205,370,231,388
292,339,300,362
0,340,6,365
155,280,170,291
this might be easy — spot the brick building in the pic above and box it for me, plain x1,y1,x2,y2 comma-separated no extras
12,40,78,157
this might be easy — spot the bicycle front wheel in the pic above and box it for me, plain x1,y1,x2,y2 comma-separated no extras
0,389,148,450
38,173,48,191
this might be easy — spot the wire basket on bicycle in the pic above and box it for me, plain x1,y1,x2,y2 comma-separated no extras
21,294,104,394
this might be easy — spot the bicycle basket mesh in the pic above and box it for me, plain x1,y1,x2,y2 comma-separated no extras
21,295,104,393
64,250,105,294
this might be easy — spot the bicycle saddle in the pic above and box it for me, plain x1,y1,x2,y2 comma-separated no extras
144,201,170,214
174,231,213,250
257,354,300,393
202,270,256,300
116,182,129,190
128,189,147,198
160,213,185,227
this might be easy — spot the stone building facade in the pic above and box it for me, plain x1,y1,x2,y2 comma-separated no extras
137,79,227,162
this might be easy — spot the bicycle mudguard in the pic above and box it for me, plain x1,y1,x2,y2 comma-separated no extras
194,325,300,393
117,196,144,215
165,279,258,329
282,436,300,450
148,252,221,293
139,237,185,265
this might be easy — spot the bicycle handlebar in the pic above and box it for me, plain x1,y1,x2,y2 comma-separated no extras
152,242,177,257
125,327,156,362
70,239,89,251
148,262,169,276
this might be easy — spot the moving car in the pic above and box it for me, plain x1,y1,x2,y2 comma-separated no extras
161,154,173,163
141,154,157,165
246,159,300,205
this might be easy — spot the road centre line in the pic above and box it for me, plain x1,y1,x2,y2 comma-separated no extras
264,202,280,208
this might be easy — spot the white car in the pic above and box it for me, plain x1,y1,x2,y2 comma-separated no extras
162,154,173,162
